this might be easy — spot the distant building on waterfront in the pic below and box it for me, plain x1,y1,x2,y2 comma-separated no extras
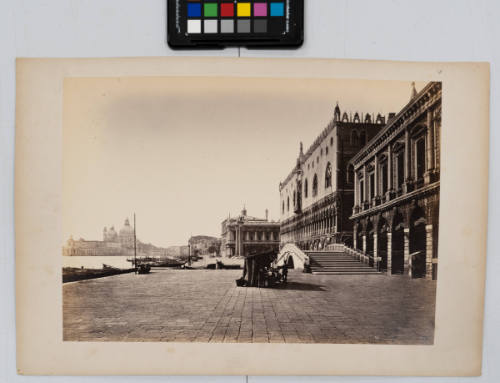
63,217,169,257
188,235,221,256
279,104,387,250
220,207,280,257
164,245,190,258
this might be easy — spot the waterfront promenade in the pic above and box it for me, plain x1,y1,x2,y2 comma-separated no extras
63,269,436,344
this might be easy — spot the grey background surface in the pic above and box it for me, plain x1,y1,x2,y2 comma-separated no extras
1,0,498,381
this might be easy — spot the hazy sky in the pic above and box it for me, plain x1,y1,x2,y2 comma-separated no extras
63,76,425,247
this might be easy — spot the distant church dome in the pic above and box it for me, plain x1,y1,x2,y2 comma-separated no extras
120,218,134,234
119,218,134,247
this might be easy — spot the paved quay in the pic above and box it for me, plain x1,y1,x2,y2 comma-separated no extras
63,269,436,344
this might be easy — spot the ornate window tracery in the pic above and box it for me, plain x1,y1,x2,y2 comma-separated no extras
325,162,332,188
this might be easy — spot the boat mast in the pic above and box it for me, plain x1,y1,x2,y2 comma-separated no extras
134,213,137,271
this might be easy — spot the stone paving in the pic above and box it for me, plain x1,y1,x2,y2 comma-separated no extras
63,269,436,344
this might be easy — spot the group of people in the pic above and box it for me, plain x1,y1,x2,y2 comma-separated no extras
236,251,288,288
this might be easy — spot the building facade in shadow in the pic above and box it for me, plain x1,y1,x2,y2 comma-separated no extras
350,82,441,280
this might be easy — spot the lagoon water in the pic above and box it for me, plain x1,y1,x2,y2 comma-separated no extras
63,256,132,269
63,255,244,270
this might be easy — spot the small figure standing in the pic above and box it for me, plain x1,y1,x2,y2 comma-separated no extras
282,261,288,283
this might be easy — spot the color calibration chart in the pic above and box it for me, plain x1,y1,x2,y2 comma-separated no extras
167,0,303,48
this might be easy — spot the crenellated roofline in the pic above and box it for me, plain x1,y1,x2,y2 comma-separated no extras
280,106,387,189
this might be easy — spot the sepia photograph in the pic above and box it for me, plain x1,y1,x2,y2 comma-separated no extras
62,75,441,345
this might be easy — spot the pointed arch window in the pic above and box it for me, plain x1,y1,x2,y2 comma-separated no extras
312,174,318,197
360,130,367,146
287,196,290,211
351,130,359,145
415,137,426,180
325,162,332,188
304,178,309,198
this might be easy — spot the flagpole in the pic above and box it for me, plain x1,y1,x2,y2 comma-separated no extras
134,213,137,272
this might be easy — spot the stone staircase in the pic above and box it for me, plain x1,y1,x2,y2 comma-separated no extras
307,250,380,275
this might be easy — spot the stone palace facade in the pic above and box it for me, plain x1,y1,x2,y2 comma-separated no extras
350,82,441,279
279,104,387,250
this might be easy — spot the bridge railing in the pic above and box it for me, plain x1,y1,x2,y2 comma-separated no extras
275,244,309,270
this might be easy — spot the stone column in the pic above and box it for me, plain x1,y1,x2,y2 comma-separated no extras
425,110,435,184
353,224,358,250
363,164,368,203
404,129,411,193
404,227,410,276
354,170,359,205
373,233,378,269
374,155,379,199
387,145,393,192
405,129,410,180
387,231,392,275
236,226,241,256
362,235,367,255
426,224,433,279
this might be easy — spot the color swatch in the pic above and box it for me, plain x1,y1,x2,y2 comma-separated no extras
185,1,286,34
168,0,303,48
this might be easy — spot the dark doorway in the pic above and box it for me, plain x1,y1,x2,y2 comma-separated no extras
410,208,427,278
391,211,405,274
286,256,295,269
378,218,388,271
366,221,374,267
